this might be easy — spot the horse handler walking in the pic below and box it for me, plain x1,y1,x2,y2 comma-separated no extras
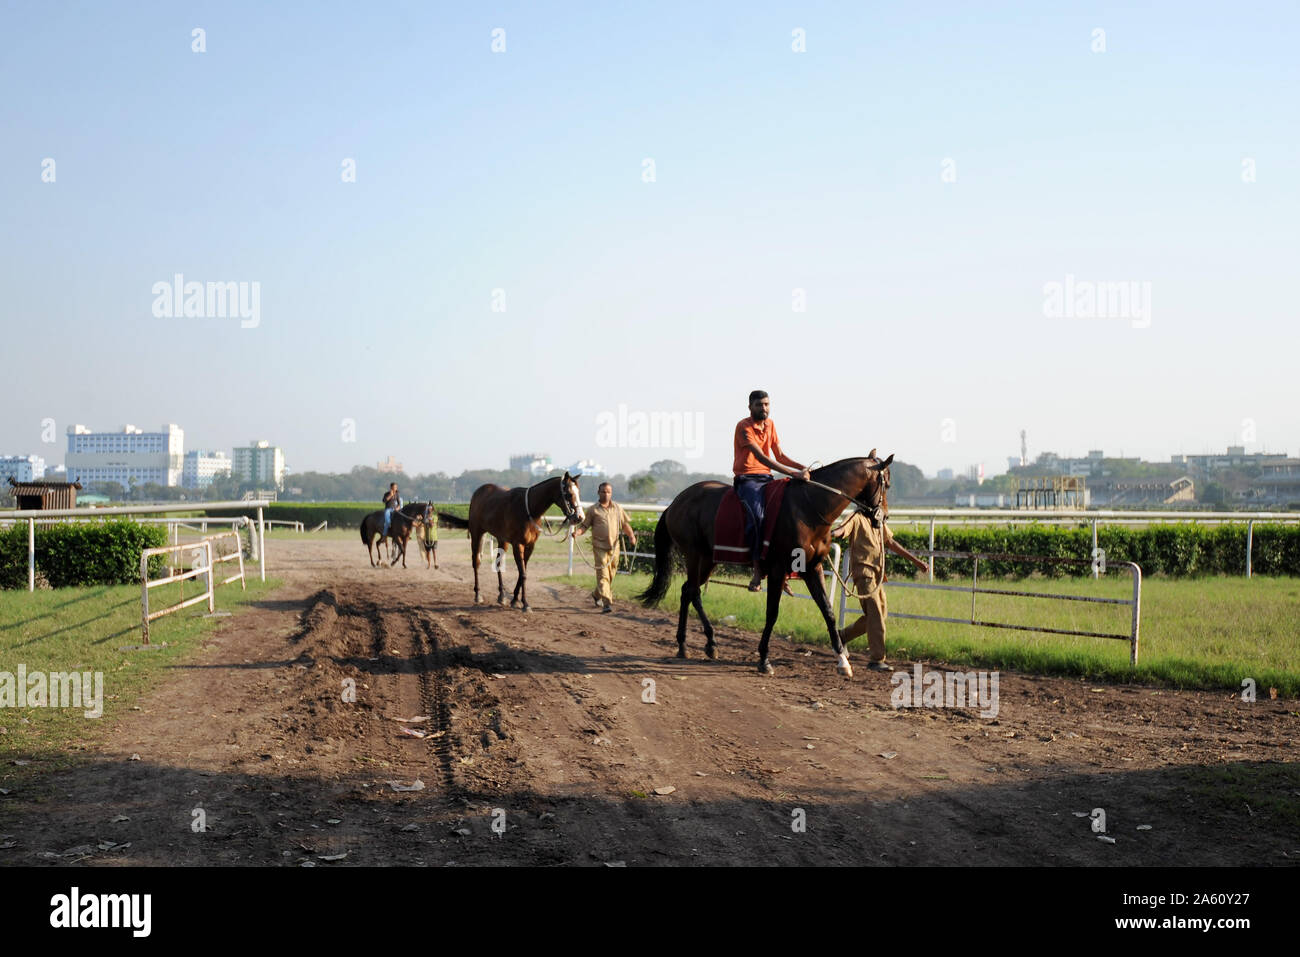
837,510,929,672
573,482,637,613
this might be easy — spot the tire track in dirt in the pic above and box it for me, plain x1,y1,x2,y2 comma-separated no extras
4,538,1296,866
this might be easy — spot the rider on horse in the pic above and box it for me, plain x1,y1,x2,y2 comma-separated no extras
382,482,402,537
733,390,811,590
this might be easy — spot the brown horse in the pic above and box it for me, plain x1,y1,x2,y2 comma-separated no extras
637,453,893,676
452,472,584,611
359,503,428,568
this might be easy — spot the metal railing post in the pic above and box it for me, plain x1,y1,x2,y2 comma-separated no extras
27,517,35,592
258,507,266,581
928,517,936,583
827,543,841,616
837,547,850,630
1091,519,1099,580
141,551,150,645
1130,564,1142,666
1246,520,1254,579
205,541,215,612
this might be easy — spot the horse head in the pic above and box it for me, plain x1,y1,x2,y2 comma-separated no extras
860,449,894,528
559,471,585,525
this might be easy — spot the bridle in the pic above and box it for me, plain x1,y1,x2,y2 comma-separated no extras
524,475,581,532
802,460,888,528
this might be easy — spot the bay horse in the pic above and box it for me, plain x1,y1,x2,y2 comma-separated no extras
637,453,893,676
448,472,584,612
360,502,430,568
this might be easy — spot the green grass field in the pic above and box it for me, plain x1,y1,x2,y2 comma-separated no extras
555,567,1300,697
0,573,282,772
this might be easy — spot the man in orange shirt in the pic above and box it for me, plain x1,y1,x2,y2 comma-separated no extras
733,390,811,590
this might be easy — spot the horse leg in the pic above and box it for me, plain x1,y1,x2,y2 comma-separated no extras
692,555,717,659
511,543,529,612
520,542,535,612
675,580,692,658
496,539,508,605
399,532,409,568
802,567,850,677
756,570,782,674
471,531,484,603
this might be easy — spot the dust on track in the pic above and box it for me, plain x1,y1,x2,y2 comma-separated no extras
2,537,1297,866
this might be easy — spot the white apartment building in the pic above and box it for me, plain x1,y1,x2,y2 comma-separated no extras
64,424,184,487
0,454,46,482
233,440,285,489
183,450,233,489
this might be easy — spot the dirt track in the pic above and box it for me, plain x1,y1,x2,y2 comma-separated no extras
3,537,1297,866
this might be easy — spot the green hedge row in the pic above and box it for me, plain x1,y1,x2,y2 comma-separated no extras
617,516,1300,578
205,502,472,529
885,524,1300,578
1,520,168,589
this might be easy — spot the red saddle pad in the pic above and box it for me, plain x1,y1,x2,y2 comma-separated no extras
713,479,789,565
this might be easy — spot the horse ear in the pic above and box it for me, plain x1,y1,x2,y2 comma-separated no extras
880,453,894,468
867,448,877,459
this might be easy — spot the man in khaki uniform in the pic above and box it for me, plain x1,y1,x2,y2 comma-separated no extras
838,510,929,671
573,482,637,613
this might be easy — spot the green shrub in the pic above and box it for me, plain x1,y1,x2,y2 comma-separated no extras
0,520,168,589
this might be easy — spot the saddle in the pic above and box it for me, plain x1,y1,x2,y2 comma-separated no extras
713,479,789,565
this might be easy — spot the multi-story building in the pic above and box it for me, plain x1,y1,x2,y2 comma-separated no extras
0,454,45,483
1171,446,1289,472
233,440,285,490
64,424,184,487
566,458,606,477
182,450,232,489
509,452,552,476
377,455,404,474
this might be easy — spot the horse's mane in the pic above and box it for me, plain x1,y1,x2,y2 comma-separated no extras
812,456,881,477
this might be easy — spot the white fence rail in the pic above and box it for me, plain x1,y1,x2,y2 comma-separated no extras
140,540,214,645
2,500,270,592
836,548,1143,665
577,504,1298,581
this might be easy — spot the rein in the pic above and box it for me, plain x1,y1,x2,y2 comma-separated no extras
800,476,883,525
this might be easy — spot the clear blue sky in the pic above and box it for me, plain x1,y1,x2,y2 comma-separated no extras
3,1,1296,478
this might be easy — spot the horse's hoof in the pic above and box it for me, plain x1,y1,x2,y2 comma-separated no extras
474,595,483,605
836,653,853,678
675,647,687,659
704,643,717,660
521,604,531,614
509,598,518,607
758,660,775,675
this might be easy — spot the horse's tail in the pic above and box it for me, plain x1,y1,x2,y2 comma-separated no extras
436,510,471,529
636,513,674,607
